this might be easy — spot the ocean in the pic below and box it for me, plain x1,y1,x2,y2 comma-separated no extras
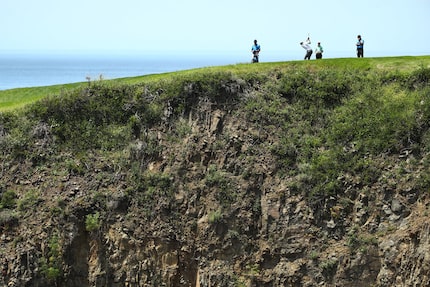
0,50,317,91
2,50,415,91
0,51,267,91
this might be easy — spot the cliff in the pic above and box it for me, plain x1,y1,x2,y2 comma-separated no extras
1,57,430,286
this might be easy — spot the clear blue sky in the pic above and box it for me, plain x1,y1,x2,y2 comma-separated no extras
1,0,429,58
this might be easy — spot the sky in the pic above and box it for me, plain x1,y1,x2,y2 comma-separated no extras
1,0,429,59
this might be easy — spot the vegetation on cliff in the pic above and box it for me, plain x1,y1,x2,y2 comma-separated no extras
1,56,430,286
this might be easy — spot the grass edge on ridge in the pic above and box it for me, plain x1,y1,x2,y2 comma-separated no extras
1,55,429,112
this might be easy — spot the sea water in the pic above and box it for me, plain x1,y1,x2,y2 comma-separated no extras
0,50,313,91
0,51,264,91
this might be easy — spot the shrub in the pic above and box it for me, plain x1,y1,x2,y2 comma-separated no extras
205,165,230,189
17,189,41,211
85,212,101,232
270,136,298,170
128,133,162,168
243,89,291,128
320,258,338,276
27,83,162,151
0,209,18,228
346,226,378,251
144,172,173,193
328,83,418,154
309,250,319,260
208,209,223,224
277,67,353,108
407,67,430,89
0,190,17,209
40,233,63,282
245,263,260,276
175,118,192,139
205,165,236,207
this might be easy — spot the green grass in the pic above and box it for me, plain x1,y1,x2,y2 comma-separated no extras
0,84,79,111
1,56,429,112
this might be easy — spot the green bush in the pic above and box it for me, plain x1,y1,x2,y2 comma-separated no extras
208,209,223,224
205,165,229,188
328,82,418,154
270,136,298,171
407,67,430,89
0,190,17,209
320,258,338,276
40,233,63,282
129,170,174,217
0,209,18,227
243,89,291,128
85,212,101,232
17,189,41,211
27,82,164,151
277,68,353,108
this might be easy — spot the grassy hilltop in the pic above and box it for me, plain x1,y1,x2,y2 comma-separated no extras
1,56,429,111
1,56,430,286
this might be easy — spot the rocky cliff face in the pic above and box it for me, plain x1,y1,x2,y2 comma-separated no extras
1,65,430,286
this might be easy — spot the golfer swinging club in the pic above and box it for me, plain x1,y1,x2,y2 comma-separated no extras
300,36,313,60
